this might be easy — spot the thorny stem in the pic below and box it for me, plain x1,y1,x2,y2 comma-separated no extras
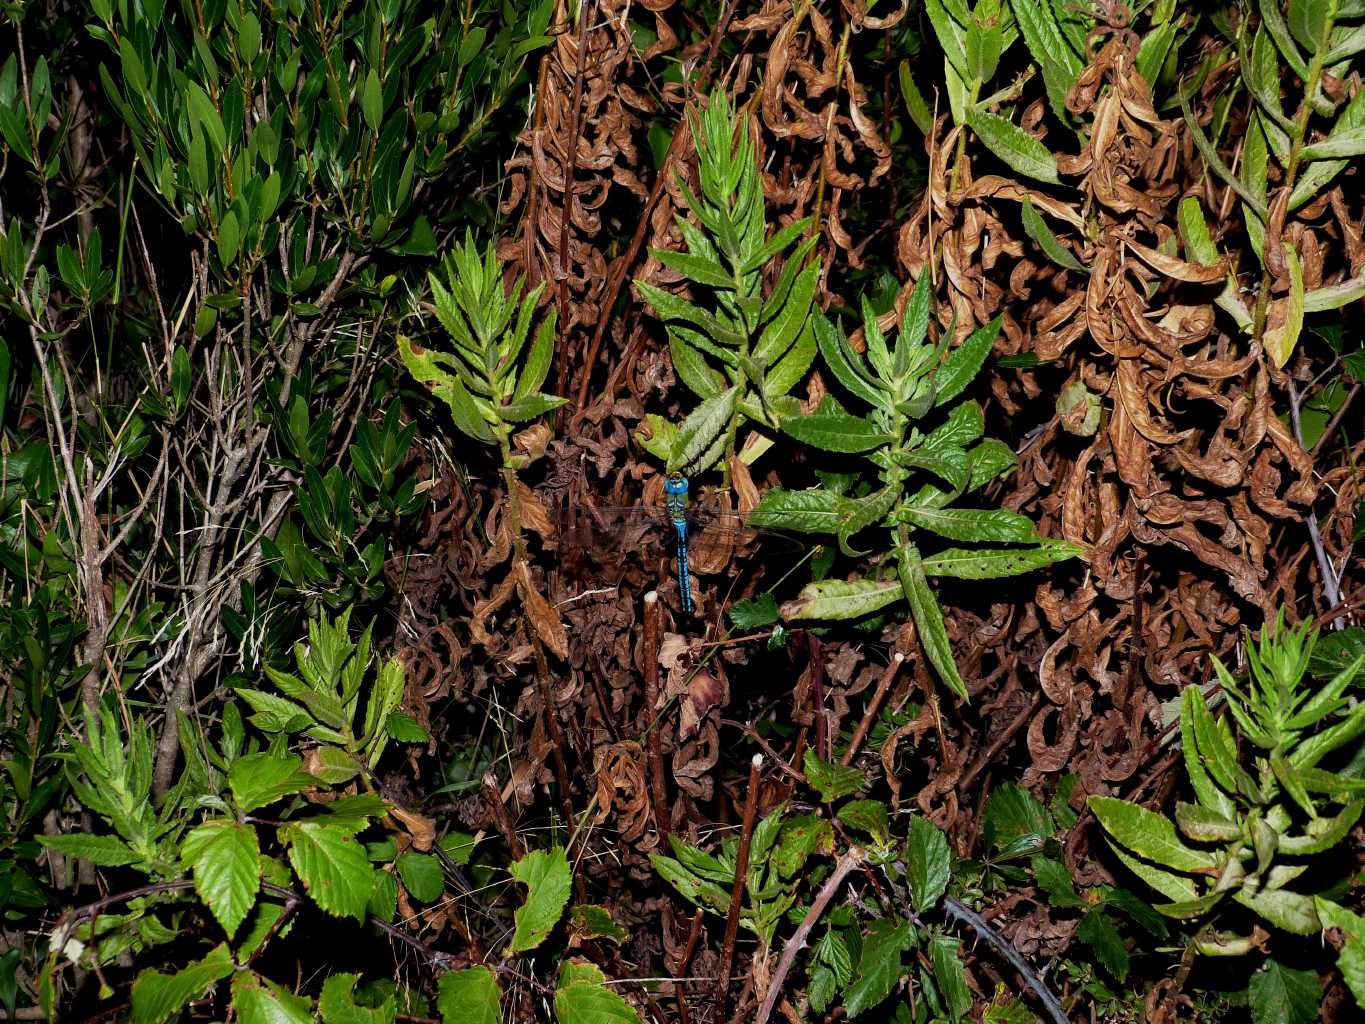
753,847,865,1024
711,753,763,1024
941,897,1069,1024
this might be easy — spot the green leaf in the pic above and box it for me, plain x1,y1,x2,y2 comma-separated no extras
280,821,374,921
1178,196,1219,266
171,345,191,412
233,687,314,734
934,316,1003,407
779,410,889,453
1247,958,1322,1024
1180,92,1270,221
919,539,1081,578
510,846,572,953
1264,243,1305,368
553,960,642,1023
965,107,1061,184
983,783,1053,855
1234,887,1321,935
899,546,967,699
837,800,890,845
1315,898,1365,1008
185,81,226,156
217,208,241,266
569,905,628,944
361,68,382,131
899,506,1036,543
231,970,313,1024
36,832,139,867
899,61,933,135
782,578,904,620
1304,272,1365,313
385,712,430,744
907,816,951,912
653,248,734,290
1020,199,1086,271
437,967,500,1024
397,851,444,903
229,752,315,813
319,973,396,1024
303,746,362,786
669,386,737,474
1088,797,1218,872
930,936,972,1022
130,944,235,1024
802,750,865,803
1032,855,1083,909
1077,911,1129,982
182,820,261,938
771,815,834,877
843,919,913,1017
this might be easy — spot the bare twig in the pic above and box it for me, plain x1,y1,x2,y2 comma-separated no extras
642,591,670,847
753,848,865,1024
712,753,763,1024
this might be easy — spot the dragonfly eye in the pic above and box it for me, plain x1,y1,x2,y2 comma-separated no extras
664,474,689,498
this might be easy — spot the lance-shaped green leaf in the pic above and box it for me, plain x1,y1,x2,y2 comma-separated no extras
899,505,1037,544
1235,888,1321,935
899,545,967,699
1088,797,1218,872
669,386,737,473
781,578,904,620
899,61,933,135
649,852,731,913
779,409,890,453
1179,688,1238,822
918,539,1080,578
814,313,881,407
653,248,734,290
1180,92,1269,221
1020,198,1087,271
965,107,1061,185
37,833,140,867
933,315,1003,407
636,280,745,348
1264,243,1305,369
1290,87,1365,210
397,334,496,444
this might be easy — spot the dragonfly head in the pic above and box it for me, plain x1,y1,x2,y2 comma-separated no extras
664,474,689,499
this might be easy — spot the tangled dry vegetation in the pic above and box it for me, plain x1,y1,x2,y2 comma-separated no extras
3,0,1364,1021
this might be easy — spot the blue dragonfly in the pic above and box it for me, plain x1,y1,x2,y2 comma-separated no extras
558,474,806,614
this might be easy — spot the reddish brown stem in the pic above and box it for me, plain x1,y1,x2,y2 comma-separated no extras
642,591,671,847
481,771,526,861
841,653,904,766
712,753,763,1024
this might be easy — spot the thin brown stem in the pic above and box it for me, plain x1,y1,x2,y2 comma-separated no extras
642,591,670,847
711,753,763,1024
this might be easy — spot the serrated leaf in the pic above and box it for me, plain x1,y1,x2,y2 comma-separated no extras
965,108,1060,184
802,750,865,803
907,816,951,912
779,410,889,453
771,815,834,877
1077,911,1130,983
231,970,313,1024
511,846,572,952
919,539,1081,578
837,800,890,845
899,545,967,699
930,936,972,1021
843,919,913,1017
1234,887,1321,935
319,973,396,1024
280,821,374,921
554,960,642,1023
37,832,140,867
1032,855,1083,908
934,316,1003,407
229,752,316,813
182,820,261,938
130,944,235,1024
669,386,737,474
437,967,500,1024
1247,958,1321,1024
782,578,904,620
1089,797,1217,872
1264,244,1305,368
397,851,444,903
899,506,1037,543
